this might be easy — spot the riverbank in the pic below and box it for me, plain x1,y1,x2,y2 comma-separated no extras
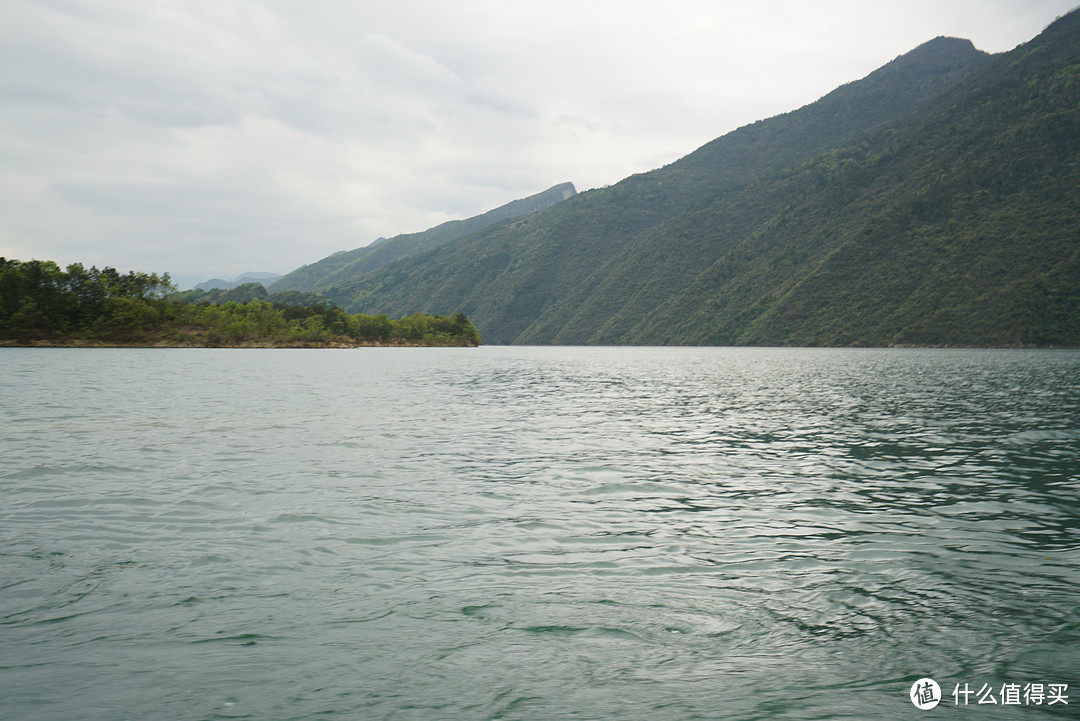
0,339,477,348
0,327,479,348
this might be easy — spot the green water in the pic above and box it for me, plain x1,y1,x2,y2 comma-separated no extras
1,347,1077,719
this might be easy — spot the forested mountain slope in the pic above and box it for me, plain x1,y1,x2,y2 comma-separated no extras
535,10,1080,347
328,36,993,343
323,12,1079,347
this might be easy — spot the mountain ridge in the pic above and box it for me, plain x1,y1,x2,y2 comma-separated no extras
271,182,576,294
533,11,1080,346
325,34,996,342
282,11,1079,347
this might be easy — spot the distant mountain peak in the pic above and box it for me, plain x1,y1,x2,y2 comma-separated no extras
194,272,282,292
870,35,987,76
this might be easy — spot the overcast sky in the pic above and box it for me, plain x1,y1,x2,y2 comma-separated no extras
2,0,1076,287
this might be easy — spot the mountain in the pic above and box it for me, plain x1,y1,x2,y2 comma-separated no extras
320,36,994,341
321,11,1079,347
270,182,577,294
538,13,1080,347
194,272,281,291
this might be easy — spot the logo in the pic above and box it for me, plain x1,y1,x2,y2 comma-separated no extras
911,678,941,710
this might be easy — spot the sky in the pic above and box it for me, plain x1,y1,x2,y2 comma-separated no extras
2,1,1077,288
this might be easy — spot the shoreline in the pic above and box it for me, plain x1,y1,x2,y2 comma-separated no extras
2,339,1072,350
0,338,479,349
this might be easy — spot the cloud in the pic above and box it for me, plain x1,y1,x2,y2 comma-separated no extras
1,0,1076,285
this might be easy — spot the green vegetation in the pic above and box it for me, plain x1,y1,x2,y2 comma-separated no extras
291,18,1078,347
0,258,481,347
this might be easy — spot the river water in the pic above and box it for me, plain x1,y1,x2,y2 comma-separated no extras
1,346,1077,720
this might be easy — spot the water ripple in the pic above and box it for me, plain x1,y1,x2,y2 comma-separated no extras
0,347,1077,720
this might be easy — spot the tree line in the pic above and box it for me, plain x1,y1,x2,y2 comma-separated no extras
0,258,481,346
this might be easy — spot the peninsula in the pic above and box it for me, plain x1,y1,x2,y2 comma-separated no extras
0,259,482,348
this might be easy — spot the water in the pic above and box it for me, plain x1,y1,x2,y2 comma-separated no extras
1,346,1078,720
